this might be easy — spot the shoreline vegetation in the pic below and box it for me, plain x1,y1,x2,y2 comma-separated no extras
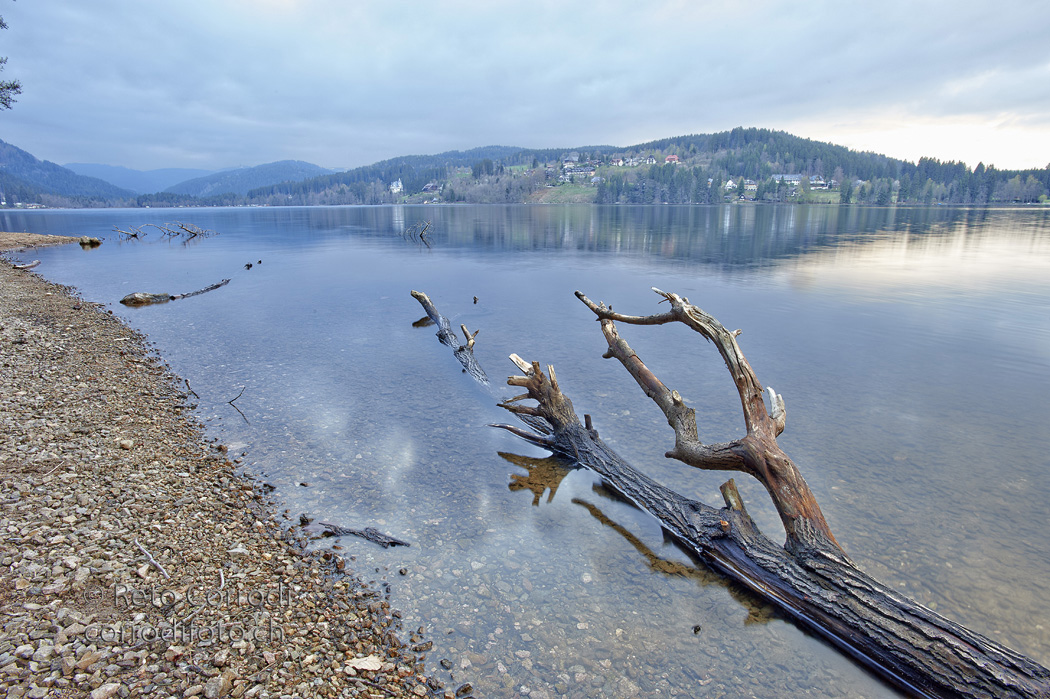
0,233,452,699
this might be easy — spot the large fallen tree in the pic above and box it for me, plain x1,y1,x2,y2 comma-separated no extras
482,287,1050,699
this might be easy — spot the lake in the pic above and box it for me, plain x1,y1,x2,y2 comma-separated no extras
5,204,1050,697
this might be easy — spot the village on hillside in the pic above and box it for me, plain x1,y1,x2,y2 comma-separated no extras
385,145,1046,208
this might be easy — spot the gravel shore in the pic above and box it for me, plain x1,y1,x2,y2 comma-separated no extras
0,233,452,699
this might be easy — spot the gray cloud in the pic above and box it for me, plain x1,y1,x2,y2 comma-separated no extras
3,0,1048,171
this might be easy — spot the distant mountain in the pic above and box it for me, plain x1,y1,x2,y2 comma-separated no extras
163,160,336,197
0,139,135,203
63,163,215,194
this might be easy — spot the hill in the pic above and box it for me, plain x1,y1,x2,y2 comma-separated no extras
63,163,215,194
241,128,1049,207
243,146,527,205
0,140,134,205
3,130,1047,209
162,160,336,197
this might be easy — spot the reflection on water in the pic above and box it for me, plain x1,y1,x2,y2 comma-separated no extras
6,204,1050,698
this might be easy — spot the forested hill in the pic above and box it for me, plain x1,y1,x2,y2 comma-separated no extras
162,160,335,197
2,129,1048,208
242,146,533,205
0,139,134,205
239,127,1048,207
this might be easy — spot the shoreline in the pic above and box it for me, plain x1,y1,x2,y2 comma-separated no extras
0,233,449,698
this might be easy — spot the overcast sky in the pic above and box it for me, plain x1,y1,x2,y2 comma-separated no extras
2,1,1048,172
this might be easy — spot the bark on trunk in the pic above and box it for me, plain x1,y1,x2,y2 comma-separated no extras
489,287,1049,699
411,290,488,385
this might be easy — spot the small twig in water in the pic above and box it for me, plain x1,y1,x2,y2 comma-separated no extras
227,386,249,424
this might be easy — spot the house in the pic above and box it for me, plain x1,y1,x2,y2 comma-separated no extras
389,179,403,194
612,158,625,167
809,176,826,189
422,182,439,193
744,179,758,192
645,155,657,165
665,155,679,164
724,180,737,191
772,174,802,185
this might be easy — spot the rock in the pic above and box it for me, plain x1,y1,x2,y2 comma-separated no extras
89,684,121,699
345,655,383,671
31,645,53,663
212,648,230,667
76,650,104,670
78,236,102,248
203,672,232,698
119,292,172,307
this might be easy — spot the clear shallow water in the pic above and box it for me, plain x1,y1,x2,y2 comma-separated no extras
6,204,1050,697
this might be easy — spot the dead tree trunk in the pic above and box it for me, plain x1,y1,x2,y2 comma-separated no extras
490,287,1050,699
411,290,488,385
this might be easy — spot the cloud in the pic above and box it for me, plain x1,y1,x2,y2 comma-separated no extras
3,0,1048,170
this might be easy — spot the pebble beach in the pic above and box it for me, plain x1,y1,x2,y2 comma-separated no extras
0,233,453,699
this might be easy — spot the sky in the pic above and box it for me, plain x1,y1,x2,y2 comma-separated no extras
1,0,1049,173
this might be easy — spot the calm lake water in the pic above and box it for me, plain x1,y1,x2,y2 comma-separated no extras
5,204,1050,697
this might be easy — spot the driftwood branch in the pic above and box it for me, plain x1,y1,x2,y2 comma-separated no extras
313,523,410,548
226,386,249,424
410,290,488,384
134,539,171,580
114,225,146,240
403,220,432,248
120,278,230,307
577,287,835,552
129,222,216,243
486,289,1050,699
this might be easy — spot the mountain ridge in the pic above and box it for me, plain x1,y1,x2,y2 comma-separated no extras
3,129,1048,208
63,163,216,194
0,140,134,203
162,160,337,197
